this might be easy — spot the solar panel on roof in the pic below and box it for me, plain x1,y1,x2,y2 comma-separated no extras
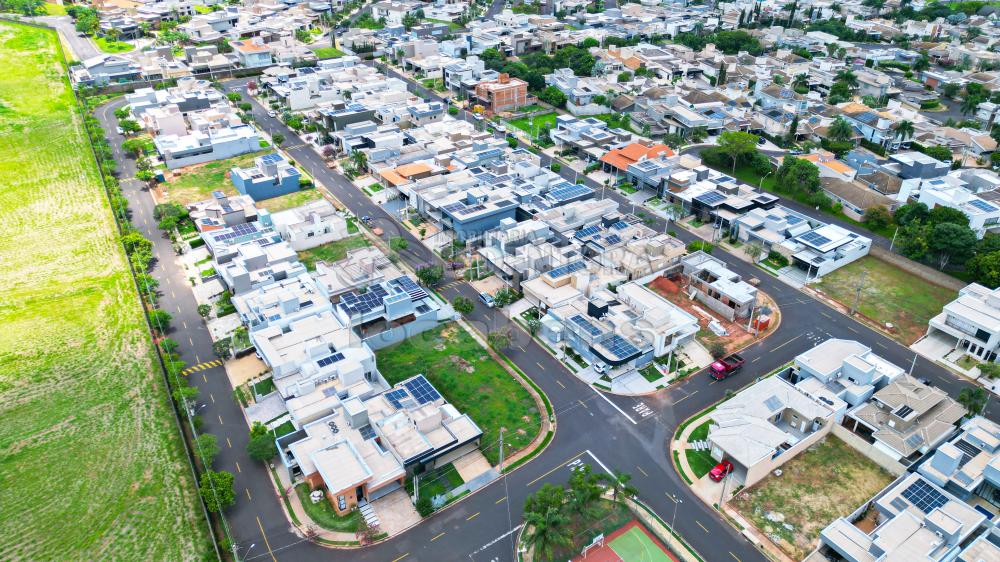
384,388,408,409
548,183,593,202
604,335,640,359
570,314,602,336
392,276,429,301
799,231,832,247
403,375,441,405
610,220,629,231
546,260,586,278
604,234,622,245
456,204,487,215
901,479,948,514
317,352,345,367
575,225,601,240
970,199,998,212
443,202,466,213
695,191,726,205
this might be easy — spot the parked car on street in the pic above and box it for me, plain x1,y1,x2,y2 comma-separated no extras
479,292,495,307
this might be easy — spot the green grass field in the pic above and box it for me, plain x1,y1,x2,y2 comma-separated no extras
813,256,957,344
94,36,134,53
296,234,371,270
685,449,716,479
376,323,541,465
610,526,673,562
257,187,324,213
507,112,557,138
314,47,346,59
295,484,361,532
0,23,212,559
43,2,67,15
161,150,269,204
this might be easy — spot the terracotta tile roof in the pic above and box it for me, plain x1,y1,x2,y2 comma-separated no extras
599,143,674,171
395,162,431,177
232,40,270,53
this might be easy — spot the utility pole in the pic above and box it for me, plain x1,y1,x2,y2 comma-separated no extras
851,270,867,315
671,495,682,533
889,226,899,253
499,428,517,561
909,353,918,376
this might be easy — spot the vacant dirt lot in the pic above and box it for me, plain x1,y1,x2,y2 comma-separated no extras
730,435,894,560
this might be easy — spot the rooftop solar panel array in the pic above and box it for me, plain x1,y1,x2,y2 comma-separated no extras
403,375,441,404
391,276,429,301
456,204,487,215
694,191,726,205
570,314,602,336
799,230,832,246
340,284,389,315
546,260,586,278
900,479,948,514
969,199,999,212
384,388,408,409
575,225,601,239
610,220,629,231
212,222,259,242
604,334,640,359
317,352,345,367
548,183,593,202
604,234,622,245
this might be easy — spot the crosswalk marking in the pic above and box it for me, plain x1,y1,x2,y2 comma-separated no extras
182,359,223,376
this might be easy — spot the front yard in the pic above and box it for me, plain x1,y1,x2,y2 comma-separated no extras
296,234,371,270
507,112,558,140
295,484,362,532
158,150,270,204
730,435,895,560
812,256,957,344
375,323,541,465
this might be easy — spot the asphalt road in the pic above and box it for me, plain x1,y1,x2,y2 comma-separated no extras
35,15,99,60
93,65,1000,562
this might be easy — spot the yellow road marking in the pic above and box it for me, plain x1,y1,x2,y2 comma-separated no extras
236,462,241,473
202,373,207,383
527,451,586,486
751,356,761,363
391,554,409,562
431,532,445,541
636,466,649,477
218,415,224,425
820,311,833,319
848,325,859,333
729,552,741,562
226,437,232,448
771,335,801,352
467,512,479,521
246,488,252,501
210,393,215,403
495,496,507,504
672,390,697,405
666,492,677,503
536,362,544,370
256,516,276,562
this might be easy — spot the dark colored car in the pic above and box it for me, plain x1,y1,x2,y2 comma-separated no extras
709,460,734,482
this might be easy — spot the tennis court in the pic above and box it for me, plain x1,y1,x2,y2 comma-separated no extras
572,519,679,562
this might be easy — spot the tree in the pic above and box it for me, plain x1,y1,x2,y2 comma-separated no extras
121,138,145,156
158,337,178,355
118,118,141,135
172,381,199,405
957,386,988,416
272,133,285,146
415,265,443,286
599,469,638,502
717,131,759,173
246,433,278,461
978,362,1000,380
744,241,764,263
136,169,156,184
894,120,915,141
451,296,474,315
928,205,970,227
864,206,893,229
928,222,977,269
194,433,221,468
487,329,511,350
897,221,931,261
148,309,172,333
828,117,854,143
709,341,727,359
526,317,541,336
894,202,929,226
350,149,368,173
793,73,809,91
923,145,953,163
492,287,519,308
835,70,858,90
617,71,632,83
566,464,603,519
250,421,269,438
212,338,232,359
961,95,983,116
197,304,211,317
942,83,961,99
776,156,821,195
415,495,433,516
522,507,572,561
550,162,561,173
968,250,1000,288
199,470,236,513
538,85,567,108
507,136,518,149
914,55,930,72
580,37,600,48
389,236,408,251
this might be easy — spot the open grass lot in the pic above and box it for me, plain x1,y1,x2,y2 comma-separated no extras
0,23,211,559
159,150,269,204
376,323,541,464
314,46,346,59
94,36,134,53
507,112,557,138
257,187,324,213
296,234,371,270
813,256,957,344
730,436,894,560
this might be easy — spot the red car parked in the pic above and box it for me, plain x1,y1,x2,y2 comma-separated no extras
709,460,734,482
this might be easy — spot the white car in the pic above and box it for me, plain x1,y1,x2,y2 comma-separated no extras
267,110,276,118
479,292,495,307
593,362,608,374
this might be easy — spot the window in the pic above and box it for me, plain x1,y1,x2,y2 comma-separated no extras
337,495,346,510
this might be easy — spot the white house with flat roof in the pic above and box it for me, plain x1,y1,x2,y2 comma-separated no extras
917,180,1000,239
790,338,906,408
232,275,332,333
270,200,349,252
918,416,1000,518
681,251,759,321
154,124,260,169
926,283,1000,363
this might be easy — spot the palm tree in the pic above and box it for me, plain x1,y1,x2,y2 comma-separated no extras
523,507,572,561
793,73,809,91
350,149,367,173
566,465,602,518
961,95,982,116
894,120,915,141
829,117,854,143
958,386,988,416
599,470,639,502
835,70,859,90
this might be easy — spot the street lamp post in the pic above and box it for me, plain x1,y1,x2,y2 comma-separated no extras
671,495,682,534
758,170,772,193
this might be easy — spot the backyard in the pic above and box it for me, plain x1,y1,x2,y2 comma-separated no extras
812,256,957,344
0,23,211,559
157,149,269,204
257,187,325,213
730,435,895,560
314,47,346,59
94,36,134,53
375,323,541,465
296,234,371,270
295,484,362,532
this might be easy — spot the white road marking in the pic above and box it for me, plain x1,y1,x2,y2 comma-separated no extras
591,386,637,425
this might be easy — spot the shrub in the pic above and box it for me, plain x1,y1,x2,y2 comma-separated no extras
686,240,714,254
416,495,433,517
767,250,789,267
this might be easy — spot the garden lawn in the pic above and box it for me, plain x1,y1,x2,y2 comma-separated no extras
813,256,957,344
295,484,362,532
296,234,371,270
94,36,134,53
409,462,465,501
685,449,716,479
376,323,541,465
425,18,463,30
43,2,67,15
0,22,211,560
730,436,894,560
507,112,557,139
314,47,346,59
257,187,324,212
160,150,269,204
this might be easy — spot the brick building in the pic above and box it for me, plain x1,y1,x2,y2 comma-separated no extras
473,73,529,113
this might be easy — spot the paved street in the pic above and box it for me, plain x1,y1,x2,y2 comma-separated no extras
91,63,1000,562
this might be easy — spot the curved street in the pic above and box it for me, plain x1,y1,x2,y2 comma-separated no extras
92,66,999,562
